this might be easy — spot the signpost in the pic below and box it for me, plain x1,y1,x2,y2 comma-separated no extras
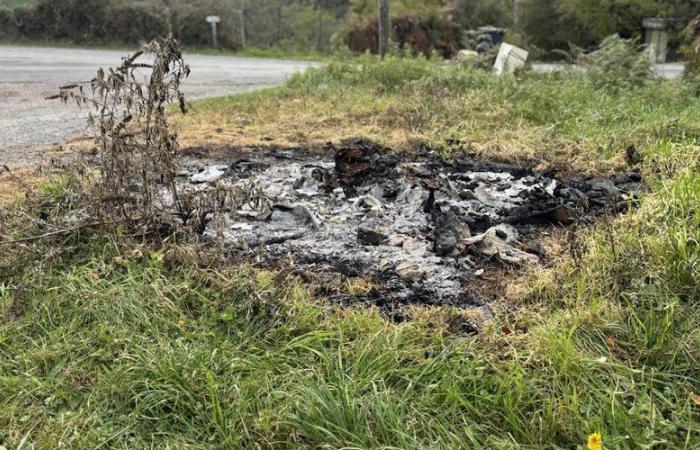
206,15,221,48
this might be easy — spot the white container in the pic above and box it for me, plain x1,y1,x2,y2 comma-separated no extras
493,43,529,76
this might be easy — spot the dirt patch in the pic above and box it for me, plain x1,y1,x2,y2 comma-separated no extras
176,138,644,322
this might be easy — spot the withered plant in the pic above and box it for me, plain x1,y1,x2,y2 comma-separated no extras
49,34,235,238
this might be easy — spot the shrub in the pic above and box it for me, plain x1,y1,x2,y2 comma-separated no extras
6,0,169,46
171,3,217,48
0,7,18,39
579,34,654,90
346,14,460,58
171,2,241,49
11,3,55,40
104,2,170,45
30,0,106,41
520,0,697,55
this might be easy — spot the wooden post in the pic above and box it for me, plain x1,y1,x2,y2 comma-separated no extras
239,8,247,48
512,0,524,32
378,0,390,59
315,0,324,51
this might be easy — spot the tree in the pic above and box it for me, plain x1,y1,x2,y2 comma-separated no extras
521,0,697,53
446,0,512,29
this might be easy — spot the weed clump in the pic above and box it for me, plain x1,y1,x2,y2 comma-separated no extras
47,35,241,239
578,34,654,91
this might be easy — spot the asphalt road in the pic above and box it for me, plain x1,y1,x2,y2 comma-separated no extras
0,45,313,166
531,62,686,79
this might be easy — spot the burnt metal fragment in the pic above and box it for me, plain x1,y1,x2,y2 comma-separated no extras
357,226,389,245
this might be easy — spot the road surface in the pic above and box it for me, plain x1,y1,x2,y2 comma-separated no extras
0,45,313,166
532,62,685,79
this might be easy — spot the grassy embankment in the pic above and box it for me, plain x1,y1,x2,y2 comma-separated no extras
1,56,699,448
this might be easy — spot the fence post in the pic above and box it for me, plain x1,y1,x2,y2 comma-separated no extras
239,9,247,48
378,0,390,59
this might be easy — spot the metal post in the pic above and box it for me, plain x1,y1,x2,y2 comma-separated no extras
378,0,390,59
207,15,221,48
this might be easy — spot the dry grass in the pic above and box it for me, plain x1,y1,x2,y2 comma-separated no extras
0,166,39,204
173,57,698,178
174,90,407,151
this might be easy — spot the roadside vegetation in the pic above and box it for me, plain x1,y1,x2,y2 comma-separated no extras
1,0,698,61
0,50,698,449
177,53,700,173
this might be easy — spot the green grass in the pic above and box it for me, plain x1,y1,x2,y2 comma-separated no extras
0,0,32,7
192,45,328,61
2,57,700,448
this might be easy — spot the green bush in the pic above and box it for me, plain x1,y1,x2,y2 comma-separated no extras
171,2,238,49
6,0,170,44
30,0,106,41
521,0,697,55
580,34,654,90
104,2,170,44
0,7,18,38
685,15,700,76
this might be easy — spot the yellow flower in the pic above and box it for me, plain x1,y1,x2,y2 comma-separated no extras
587,432,602,450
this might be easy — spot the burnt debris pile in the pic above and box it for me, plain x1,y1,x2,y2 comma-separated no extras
179,138,644,312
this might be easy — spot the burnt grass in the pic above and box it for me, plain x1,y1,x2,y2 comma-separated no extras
180,138,645,323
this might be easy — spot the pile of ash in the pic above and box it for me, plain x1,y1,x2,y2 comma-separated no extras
178,138,644,315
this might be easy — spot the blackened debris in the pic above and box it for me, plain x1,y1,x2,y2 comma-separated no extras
177,139,645,323
330,137,400,195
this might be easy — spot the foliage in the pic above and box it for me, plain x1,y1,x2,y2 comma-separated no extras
104,1,170,44
446,0,513,29
7,0,170,44
344,0,511,57
521,0,699,55
2,0,699,55
685,14,700,76
348,0,446,17
579,34,654,90
0,6,18,38
345,14,460,58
